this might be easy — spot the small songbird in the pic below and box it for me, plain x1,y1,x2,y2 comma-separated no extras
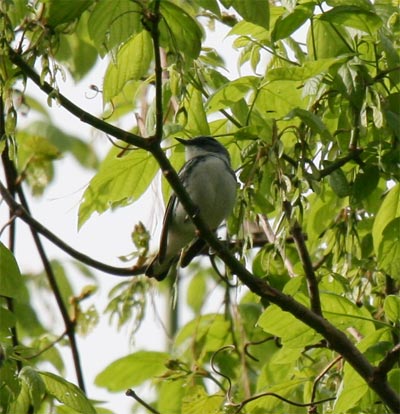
145,136,237,280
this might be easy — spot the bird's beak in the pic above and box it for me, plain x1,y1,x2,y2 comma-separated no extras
175,137,188,145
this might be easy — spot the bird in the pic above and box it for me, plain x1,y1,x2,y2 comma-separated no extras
145,136,237,280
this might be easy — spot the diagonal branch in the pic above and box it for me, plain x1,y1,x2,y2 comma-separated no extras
7,48,147,149
283,201,322,316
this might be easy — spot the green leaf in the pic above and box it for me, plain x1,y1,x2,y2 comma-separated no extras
16,131,61,195
40,371,96,413
56,13,98,81
7,379,31,414
267,57,343,82
159,1,203,59
0,242,23,298
182,386,224,414
351,165,380,204
384,295,400,324
258,300,322,348
248,378,308,412
187,273,207,314
206,76,259,113
321,292,375,336
231,0,270,29
186,87,210,136
272,3,314,41
20,367,46,411
255,80,304,118
328,168,351,198
88,0,142,55
95,351,169,391
158,379,185,413
78,148,158,228
377,217,400,278
320,6,383,34
103,30,153,102
174,314,233,355
45,0,93,27
285,107,332,141
334,363,368,412
20,121,98,169
307,19,352,59
0,307,16,330
372,183,400,254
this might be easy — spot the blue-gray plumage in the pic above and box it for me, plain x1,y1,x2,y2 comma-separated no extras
145,136,237,280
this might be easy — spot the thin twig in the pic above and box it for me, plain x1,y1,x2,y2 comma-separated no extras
25,330,67,360
126,389,160,414
283,202,322,316
0,181,142,276
232,392,335,414
310,355,342,406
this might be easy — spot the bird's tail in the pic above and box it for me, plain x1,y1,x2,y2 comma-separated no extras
145,255,177,281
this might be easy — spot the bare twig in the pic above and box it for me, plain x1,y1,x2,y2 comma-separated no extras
310,356,342,408
283,202,322,316
232,391,335,414
0,181,142,276
126,389,160,414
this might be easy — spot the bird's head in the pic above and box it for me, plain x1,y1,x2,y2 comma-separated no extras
175,136,231,164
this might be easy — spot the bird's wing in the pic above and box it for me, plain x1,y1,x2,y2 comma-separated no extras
158,156,206,262
158,192,177,263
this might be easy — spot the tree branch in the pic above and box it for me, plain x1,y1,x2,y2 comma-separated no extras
375,343,400,378
7,48,147,149
0,92,22,372
283,201,322,316
13,183,86,392
150,0,163,142
0,181,142,277
318,149,363,179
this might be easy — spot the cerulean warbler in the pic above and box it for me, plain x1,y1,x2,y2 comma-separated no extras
146,136,237,280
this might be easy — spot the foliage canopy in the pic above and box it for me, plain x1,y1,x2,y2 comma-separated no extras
0,0,399,413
